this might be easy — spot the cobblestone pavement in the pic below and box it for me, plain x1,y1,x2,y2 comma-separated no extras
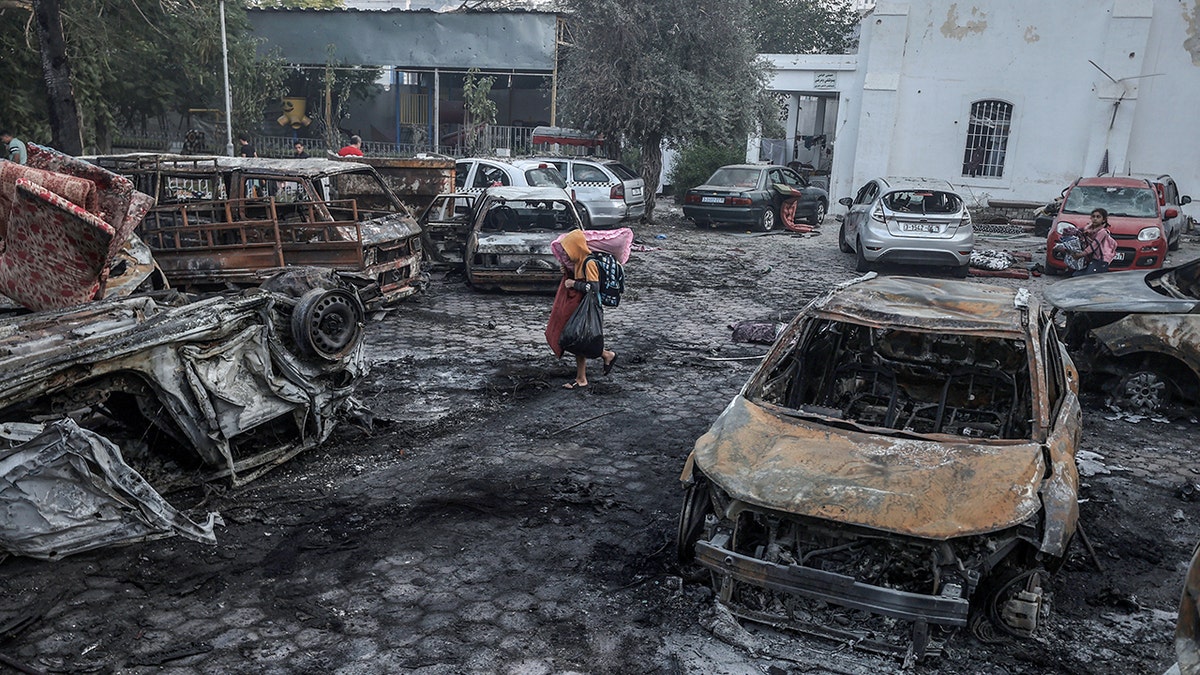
3,208,1200,675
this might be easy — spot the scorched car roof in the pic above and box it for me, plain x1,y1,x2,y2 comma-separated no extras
812,275,1033,335
86,153,380,178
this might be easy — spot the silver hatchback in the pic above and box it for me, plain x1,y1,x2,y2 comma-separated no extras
838,177,974,277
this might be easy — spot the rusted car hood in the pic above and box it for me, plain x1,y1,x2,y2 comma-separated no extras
1043,271,1199,314
693,396,1045,540
354,212,422,245
475,232,559,254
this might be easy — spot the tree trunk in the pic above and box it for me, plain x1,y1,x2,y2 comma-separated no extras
639,134,663,223
32,0,83,155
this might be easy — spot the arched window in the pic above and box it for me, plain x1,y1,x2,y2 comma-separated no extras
962,100,1012,178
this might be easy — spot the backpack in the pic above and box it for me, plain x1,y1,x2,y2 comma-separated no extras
584,251,625,307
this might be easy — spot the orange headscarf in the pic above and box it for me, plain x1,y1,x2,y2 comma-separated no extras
560,230,600,282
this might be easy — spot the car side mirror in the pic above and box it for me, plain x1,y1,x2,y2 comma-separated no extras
1183,196,1192,206
1165,208,1180,219
838,197,853,207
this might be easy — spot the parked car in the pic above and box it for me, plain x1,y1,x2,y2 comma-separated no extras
1044,175,1190,274
1044,256,1200,412
682,164,828,231
838,177,974,277
454,157,567,194
677,275,1081,661
86,154,424,308
530,156,646,228
465,186,581,292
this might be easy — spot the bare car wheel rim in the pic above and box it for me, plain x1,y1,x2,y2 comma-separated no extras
293,288,364,361
762,209,775,230
1118,371,1168,411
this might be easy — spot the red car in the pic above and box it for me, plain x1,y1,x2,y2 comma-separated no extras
1045,176,1185,273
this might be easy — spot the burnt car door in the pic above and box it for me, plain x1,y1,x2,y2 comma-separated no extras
419,193,477,266
1036,316,1082,559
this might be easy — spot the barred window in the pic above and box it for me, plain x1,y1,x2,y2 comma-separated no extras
962,100,1012,178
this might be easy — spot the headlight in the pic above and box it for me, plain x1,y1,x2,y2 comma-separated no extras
1138,226,1162,241
1054,221,1075,234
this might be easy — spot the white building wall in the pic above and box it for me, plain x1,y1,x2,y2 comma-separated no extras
818,0,1200,212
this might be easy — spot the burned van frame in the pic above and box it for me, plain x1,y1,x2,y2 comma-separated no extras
86,155,424,308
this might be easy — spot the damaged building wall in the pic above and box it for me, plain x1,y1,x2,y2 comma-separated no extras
807,0,1200,211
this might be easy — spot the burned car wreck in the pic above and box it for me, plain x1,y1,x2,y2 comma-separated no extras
1044,257,1200,412
677,276,1082,661
0,269,366,559
85,154,424,308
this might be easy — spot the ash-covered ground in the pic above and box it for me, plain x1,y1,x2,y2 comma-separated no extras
3,206,1199,675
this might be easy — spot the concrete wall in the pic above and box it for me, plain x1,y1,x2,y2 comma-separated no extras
814,0,1200,213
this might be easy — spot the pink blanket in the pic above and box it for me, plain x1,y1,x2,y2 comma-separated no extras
552,228,634,271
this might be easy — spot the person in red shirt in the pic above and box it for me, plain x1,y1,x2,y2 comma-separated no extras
337,135,364,157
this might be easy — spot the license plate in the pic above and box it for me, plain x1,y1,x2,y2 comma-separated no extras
901,223,940,233
701,196,724,204
1114,251,1130,262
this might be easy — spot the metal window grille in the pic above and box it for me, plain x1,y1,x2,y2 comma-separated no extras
962,100,1012,178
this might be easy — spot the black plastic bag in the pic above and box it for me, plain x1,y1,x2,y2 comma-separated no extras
560,291,604,358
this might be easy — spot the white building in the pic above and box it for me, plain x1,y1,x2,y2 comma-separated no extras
766,0,1200,212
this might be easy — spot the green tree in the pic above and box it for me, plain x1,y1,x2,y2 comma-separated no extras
462,67,497,155
751,0,859,54
0,0,286,152
557,0,770,220
667,142,747,196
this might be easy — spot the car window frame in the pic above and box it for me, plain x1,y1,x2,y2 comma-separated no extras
781,168,807,187
474,162,511,189
573,163,610,184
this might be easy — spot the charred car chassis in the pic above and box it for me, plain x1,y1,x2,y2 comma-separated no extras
678,276,1082,662
0,269,366,559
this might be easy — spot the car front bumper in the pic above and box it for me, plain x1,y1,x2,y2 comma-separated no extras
695,533,970,627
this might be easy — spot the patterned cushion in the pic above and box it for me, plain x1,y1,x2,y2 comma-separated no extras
0,179,114,310
0,145,155,310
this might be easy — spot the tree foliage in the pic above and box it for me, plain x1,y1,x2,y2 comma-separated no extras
557,0,770,218
667,142,748,196
751,0,859,54
462,67,497,155
0,0,286,152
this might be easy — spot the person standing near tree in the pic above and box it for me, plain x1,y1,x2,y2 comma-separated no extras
1,130,28,164
337,135,364,157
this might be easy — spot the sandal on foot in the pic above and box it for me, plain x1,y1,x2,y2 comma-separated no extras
563,381,588,389
603,354,619,376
